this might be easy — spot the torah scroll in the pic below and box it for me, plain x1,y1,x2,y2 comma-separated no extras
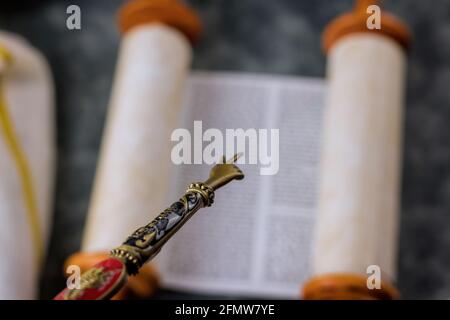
68,0,201,299
0,31,55,299
304,0,411,300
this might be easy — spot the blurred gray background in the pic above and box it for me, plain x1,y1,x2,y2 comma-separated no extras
0,0,448,299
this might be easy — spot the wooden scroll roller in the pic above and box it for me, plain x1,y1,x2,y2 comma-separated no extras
302,0,411,300
64,0,201,299
303,274,399,300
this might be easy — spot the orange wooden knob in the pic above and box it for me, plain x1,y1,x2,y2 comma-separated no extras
65,252,160,300
118,0,202,44
302,273,400,300
323,0,411,53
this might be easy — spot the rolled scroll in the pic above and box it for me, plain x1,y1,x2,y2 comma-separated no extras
303,0,411,299
0,32,55,299
67,0,201,299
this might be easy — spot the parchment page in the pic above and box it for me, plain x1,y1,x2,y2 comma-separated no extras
155,71,325,298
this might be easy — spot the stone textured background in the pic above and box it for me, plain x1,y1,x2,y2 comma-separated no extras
0,0,449,299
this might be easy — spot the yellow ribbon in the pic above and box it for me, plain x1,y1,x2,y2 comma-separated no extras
0,45,43,266
0,45,12,64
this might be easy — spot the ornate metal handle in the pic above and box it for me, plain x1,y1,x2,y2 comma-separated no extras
54,155,244,300
110,183,213,275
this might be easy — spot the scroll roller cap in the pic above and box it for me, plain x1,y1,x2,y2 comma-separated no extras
322,0,411,53
118,0,202,44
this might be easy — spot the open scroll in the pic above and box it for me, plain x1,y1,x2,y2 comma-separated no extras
155,71,325,298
